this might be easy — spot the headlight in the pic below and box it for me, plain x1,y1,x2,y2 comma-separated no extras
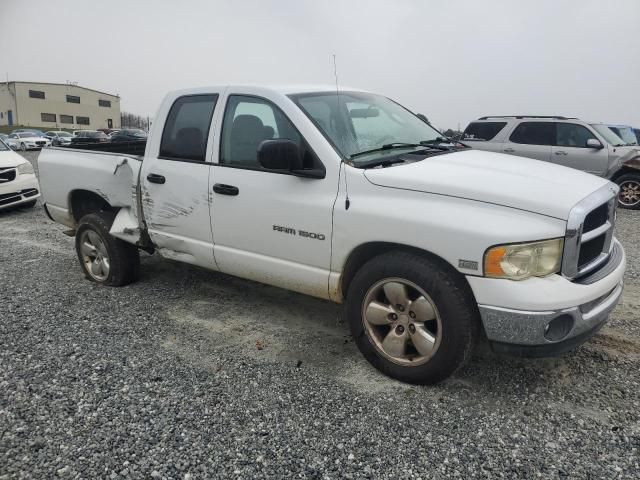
484,238,564,280
17,162,34,175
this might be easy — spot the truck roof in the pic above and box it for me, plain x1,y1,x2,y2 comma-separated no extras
168,84,369,96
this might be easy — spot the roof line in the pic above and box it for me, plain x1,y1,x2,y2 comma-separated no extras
4,80,119,98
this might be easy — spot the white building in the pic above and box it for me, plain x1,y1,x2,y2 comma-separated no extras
0,81,121,130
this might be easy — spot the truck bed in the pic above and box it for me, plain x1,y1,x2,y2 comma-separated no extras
62,140,147,156
38,146,144,243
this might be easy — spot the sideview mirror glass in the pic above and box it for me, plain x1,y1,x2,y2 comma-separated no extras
258,139,303,171
586,138,604,149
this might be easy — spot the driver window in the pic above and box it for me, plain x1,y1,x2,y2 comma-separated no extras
556,123,597,148
220,95,301,168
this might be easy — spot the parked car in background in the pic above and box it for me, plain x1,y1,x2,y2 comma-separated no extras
37,85,626,384
72,130,95,137
45,131,73,146
606,124,638,146
0,133,19,150
8,132,51,151
11,128,46,137
0,138,40,209
462,116,640,209
70,131,109,144
634,128,640,143
109,128,148,142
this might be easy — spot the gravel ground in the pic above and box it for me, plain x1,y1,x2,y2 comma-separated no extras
1,151,639,479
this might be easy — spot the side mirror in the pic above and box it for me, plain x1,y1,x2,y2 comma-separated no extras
258,139,303,171
416,113,430,124
257,139,325,179
586,138,604,149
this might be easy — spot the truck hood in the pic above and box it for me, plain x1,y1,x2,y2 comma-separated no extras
363,149,610,219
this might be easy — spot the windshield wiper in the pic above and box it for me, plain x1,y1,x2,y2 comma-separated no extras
350,143,422,159
356,157,409,169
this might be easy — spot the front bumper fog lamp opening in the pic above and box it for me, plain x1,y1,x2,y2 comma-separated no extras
544,314,575,342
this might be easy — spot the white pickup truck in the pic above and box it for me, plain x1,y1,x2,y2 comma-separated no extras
38,86,626,384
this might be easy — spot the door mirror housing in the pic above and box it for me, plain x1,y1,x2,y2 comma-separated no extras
586,138,604,149
257,139,325,179
416,113,430,124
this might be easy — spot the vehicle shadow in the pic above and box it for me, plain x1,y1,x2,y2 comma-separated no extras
136,254,617,397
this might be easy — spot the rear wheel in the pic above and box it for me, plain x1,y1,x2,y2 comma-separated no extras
75,212,140,286
346,251,479,385
616,173,640,210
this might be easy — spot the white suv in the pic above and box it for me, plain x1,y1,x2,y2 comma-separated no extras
462,116,640,209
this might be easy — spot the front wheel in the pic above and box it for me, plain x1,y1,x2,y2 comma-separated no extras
616,173,640,210
346,251,479,385
20,142,26,152
75,212,140,286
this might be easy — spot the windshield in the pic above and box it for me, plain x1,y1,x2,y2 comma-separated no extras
590,124,625,146
608,126,638,145
0,138,8,151
58,132,72,138
291,91,444,160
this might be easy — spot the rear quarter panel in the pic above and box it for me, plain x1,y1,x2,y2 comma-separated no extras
38,147,142,228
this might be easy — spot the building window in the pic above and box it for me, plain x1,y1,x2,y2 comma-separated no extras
41,113,56,123
66,95,80,104
29,90,45,99
76,116,90,125
60,114,73,124
99,99,111,108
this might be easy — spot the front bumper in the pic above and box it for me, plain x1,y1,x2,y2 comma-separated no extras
0,173,40,209
469,238,626,356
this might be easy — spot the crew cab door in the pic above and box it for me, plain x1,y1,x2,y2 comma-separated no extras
209,93,338,299
140,92,221,269
501,121,553,162
552,122,609,176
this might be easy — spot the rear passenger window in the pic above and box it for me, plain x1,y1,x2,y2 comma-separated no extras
509,122,554,145
463,122,506,141
556,123,597,148
160,94,218,162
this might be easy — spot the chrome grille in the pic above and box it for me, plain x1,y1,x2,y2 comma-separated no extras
562,183,618,280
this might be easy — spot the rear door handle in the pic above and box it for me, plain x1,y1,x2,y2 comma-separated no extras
554,151,568,155
503,148,515,153
213,183,239,196
147,173,166,184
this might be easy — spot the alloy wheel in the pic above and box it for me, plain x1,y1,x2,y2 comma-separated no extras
619,180,640,207
361,278,442,366
79,230,110,282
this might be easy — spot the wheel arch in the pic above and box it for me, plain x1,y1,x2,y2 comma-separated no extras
610,165,640,182
339,241,474,300
68,189,117,225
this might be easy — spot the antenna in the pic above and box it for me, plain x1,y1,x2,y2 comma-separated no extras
333,54,339,96
333,54,350,210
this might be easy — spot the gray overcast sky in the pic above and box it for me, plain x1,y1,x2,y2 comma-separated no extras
1,0,639,130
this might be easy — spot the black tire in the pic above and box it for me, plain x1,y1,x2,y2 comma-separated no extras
20,142,26,152
346,251,479,385
615,173,640,210
75,212,140,286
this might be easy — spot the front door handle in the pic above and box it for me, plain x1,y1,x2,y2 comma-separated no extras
503,148,515,153
147,173,166,184
554,151,568,156
213,183,239,196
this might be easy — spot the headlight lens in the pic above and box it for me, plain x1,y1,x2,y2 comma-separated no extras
17,162,34,175
484,238,564,280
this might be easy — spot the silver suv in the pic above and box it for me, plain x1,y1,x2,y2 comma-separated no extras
462,116,640,209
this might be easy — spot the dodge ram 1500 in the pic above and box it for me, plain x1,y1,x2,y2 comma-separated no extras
38,85,626,384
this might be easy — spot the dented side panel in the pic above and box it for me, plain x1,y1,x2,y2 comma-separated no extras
38,148,143,236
